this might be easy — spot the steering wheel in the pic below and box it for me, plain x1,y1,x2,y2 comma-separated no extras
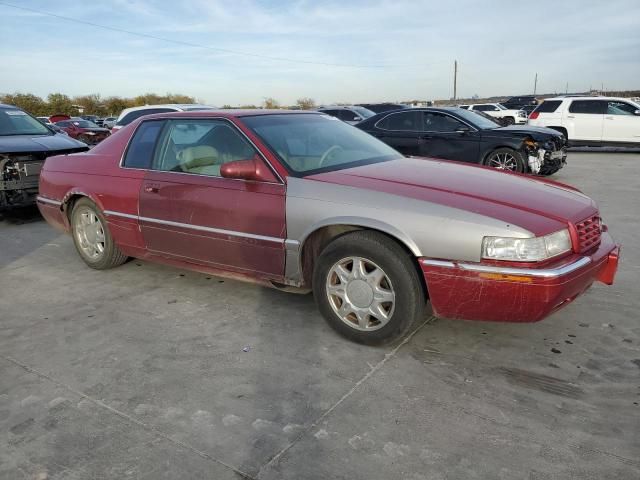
318,145,344,167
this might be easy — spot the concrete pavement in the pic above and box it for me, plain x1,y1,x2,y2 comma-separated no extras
1,152,639,479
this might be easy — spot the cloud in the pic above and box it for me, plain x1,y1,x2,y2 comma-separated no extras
1,0,639,104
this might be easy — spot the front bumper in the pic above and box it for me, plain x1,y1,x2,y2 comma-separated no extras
420,232,619,323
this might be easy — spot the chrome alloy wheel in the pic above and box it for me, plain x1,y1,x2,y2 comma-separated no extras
74,207,106,260
487,152,518,171
326,256,396,331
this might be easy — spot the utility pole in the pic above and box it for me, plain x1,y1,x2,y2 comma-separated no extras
453,60,457,101
565,82,568,94
533,73,538,95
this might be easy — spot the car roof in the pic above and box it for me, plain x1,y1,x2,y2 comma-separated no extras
0,103,20,110
135,109,322,121
546,96,634,102
317,106,360,110
118,103,215,115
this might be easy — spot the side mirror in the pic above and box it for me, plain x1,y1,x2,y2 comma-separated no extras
353,116,362,122
455,126,471,134
220,155,277,182
635,110,640,116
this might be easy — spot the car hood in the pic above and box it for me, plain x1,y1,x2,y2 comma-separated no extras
483,125,563,141
305,157,597,236
0,133,87,154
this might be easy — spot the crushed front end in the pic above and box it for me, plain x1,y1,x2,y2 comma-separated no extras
1,147,85,208
523,136,567,175
0,153,44,208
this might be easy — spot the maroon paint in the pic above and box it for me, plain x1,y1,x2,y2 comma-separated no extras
422,232,619,322
138,167,285,278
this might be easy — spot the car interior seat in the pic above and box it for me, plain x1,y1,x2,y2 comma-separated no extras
177,145,221,176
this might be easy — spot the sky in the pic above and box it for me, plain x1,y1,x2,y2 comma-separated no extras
1,0,639,106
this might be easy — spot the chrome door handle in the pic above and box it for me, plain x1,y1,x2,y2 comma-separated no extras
567,115,575,118
144,185,159,193
605,116,614,120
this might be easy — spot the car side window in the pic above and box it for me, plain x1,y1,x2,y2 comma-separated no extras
122,120,165,169
341,110,360,122
321,110,340,119
475,105,497,112
607,101,636,116
152,119,258,177
379,111,420,131
568,100,606,114
422,112,465,132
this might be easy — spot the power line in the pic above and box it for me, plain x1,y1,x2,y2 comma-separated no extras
0,1,392,69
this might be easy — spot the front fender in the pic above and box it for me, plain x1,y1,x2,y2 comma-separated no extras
299,216,421,256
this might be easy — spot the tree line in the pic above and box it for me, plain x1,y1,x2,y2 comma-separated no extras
0,92,197,117
0,92,319,117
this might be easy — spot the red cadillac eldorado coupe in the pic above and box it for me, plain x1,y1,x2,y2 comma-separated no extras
36,110,620,344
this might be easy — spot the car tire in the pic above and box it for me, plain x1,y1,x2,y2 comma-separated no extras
312,230,425,345
485,148,526,173
71,198,128,270
503,117,515,126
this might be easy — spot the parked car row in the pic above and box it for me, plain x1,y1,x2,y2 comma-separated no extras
34,109,620,345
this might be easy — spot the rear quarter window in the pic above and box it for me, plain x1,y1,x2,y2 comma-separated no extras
533,100,562,113
122,120,165,169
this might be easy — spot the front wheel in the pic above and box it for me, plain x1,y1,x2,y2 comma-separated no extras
313,231,425,345
71,198,128,269
485,148,526,173
502,117,515,126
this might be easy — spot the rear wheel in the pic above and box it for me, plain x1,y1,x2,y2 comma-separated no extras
485,148,526,173
313,231,425,345
71,198,128,269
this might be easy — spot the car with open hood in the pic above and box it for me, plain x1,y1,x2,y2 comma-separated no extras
36,110,619,344
0,104,87,208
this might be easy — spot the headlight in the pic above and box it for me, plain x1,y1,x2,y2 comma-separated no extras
482,229,572,261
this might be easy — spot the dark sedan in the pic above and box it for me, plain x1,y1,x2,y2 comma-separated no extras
356,107,567,175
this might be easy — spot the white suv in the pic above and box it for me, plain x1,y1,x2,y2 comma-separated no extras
112,104,216,132
459,103,527,125
527,96,640,146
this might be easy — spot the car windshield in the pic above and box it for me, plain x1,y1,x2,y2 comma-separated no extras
243,113,403,175
454,108,501,129
0,107,52,136
496,104,507,110
71,120,99,128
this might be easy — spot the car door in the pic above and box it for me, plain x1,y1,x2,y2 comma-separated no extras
417,111,480,163
137,118,286,279
565,100,606,142
370,110,421,155
602,101,640,144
